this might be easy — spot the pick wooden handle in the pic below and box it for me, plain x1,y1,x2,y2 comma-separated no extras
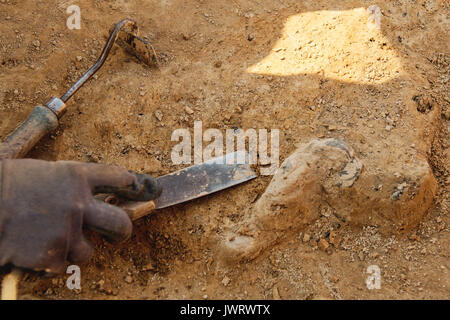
0,106,59,160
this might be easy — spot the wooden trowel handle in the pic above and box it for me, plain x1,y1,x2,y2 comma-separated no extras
98,194,157,221
120,200,156,221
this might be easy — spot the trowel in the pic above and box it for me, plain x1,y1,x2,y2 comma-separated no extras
104,151,257,221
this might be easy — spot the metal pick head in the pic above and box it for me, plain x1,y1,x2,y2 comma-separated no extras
117,31,159,67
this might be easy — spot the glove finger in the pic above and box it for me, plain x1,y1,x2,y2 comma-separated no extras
68,235,93,264
84,200,132,243
72,162,137,190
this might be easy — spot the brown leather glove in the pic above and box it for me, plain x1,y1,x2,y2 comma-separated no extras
0,159,156,273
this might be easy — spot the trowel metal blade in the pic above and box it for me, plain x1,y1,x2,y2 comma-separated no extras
154,151,257,209
117,30,158,67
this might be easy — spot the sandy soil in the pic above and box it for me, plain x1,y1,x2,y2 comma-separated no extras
0,0,448,299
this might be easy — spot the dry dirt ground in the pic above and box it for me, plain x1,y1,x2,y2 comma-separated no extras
0,0,449,299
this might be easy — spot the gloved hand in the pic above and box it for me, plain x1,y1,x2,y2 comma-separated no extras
0,159,159,273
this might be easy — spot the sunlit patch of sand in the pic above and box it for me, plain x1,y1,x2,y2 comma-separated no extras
247,8,403,84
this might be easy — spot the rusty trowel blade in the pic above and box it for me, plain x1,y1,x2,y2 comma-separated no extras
155,151,257,209
117,30,158,67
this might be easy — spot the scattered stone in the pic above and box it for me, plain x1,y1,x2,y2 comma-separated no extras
391,182,408,200
272,286,281,300
318,239,330,252
76,56,83,62
329,231,342,247
414,94,433,113
124,275,133,284
222,276,231,286
185,106,194,114
32,39,40,48
154,110,163,121
303,233,311,243
327,125,337,131
214,61,222,68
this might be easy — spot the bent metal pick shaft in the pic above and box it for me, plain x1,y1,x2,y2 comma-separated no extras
0,18,157,160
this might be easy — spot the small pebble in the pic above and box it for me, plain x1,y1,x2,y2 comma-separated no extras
185,106,194,114
154,110,163,121
318,239,330,252
272,286,281,300
222,276,231,286
303,233,310,243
